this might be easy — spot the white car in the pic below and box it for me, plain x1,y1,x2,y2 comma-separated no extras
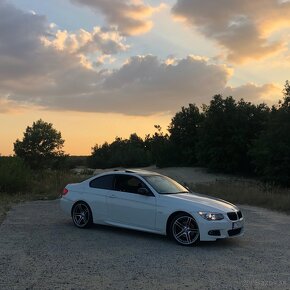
60,170,244,246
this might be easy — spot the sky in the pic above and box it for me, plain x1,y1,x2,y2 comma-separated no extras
1,0,290,156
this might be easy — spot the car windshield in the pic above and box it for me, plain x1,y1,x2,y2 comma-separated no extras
144,175,189,194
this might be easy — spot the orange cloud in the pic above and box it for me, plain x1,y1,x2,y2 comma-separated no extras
0,1,282,117
223,83,281,104
172,0,290,63
71,0,166,36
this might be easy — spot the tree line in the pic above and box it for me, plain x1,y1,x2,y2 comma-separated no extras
6,81,290,186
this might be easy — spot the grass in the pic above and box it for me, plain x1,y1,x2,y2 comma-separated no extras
190,179,290,214
0,170,92,224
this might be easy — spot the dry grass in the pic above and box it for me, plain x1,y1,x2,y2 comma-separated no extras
190,179,290,214
0,171,91,224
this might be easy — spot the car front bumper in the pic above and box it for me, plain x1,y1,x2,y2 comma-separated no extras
195,215,245,241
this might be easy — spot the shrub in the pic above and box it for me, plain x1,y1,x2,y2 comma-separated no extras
0,157,32,193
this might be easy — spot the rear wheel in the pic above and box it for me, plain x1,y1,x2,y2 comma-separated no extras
72,202,93,228
170,213,200,246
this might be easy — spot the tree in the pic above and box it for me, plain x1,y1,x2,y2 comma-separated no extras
196,95,269,173
168,104,203,165
14,119,65,169
88,134,152,169
147,125,179,167
250,81,290,185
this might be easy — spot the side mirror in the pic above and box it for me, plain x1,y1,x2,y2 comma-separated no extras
138,187,150,196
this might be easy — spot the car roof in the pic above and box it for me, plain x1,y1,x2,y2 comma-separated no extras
99,169,161,177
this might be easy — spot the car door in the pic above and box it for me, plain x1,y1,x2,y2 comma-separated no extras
106,174,156,230
84,174,115,222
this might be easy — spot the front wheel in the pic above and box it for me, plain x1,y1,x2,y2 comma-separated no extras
170,214,200,246
72,202,93,228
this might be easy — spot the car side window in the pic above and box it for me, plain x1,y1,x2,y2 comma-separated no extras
114,175,151,195
89,174,114,190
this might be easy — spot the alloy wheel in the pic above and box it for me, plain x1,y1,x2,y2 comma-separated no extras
72,203,91,228
172,215,199,245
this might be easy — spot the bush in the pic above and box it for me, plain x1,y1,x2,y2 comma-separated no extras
0,157,32,193
65,156,88,169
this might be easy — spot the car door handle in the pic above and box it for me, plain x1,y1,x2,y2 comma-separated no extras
109,194,116,198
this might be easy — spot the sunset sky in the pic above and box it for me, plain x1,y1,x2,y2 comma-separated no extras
1,0,290,156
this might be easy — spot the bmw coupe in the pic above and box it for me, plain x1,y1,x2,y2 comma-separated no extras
60,169,244,246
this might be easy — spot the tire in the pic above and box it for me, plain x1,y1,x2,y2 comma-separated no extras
72,202,93,228
170,213,200,246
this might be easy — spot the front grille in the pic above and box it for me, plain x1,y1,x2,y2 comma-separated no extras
227,211,243,221
228,228,242,236
227,212,238,221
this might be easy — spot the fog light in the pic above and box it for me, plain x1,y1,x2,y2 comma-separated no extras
208,230,221,236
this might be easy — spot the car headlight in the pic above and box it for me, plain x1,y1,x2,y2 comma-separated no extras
198,211,224,221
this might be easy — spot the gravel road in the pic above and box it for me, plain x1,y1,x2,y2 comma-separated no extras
0,200,290,290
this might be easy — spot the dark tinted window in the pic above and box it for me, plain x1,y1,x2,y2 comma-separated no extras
89,174,114,190
114,175,150,194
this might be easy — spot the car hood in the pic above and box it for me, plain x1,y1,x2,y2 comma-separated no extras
162,192,238,212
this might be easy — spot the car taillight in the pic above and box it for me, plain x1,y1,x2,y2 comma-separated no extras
62,188,69,196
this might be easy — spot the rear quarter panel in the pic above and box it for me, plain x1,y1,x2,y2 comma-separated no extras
65,182,108,223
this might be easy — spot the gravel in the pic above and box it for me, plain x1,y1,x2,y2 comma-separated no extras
0,200,290,290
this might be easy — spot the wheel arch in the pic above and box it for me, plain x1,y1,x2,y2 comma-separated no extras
166,211,193,236
71,200,92,218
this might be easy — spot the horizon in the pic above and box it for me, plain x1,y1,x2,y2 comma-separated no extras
1,0,290,155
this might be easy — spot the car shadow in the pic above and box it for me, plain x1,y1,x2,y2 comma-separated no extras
91,223,170,242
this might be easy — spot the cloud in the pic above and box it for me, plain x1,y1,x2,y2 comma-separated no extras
71,0,165,35
5,52,276,115
0,1,279,116
42,26,128,56
172,0,290,63
223,83,281,103
42,26,128,68
0,0,126,95
0,97,20,113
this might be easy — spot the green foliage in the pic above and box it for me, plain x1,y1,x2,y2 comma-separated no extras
148,125,179,167
196,95,269,173
31,170,90,196
250,81,290,186
0,157,32,193
65,156,88,169
88,133,152,168
14,119,66,169
168,104,203,165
